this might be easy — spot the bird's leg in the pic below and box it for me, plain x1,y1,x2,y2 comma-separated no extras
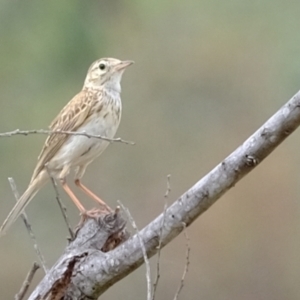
74,165,111,213
74,179,111,212
60,179,97,223
58,165,87,213
60,179,86,214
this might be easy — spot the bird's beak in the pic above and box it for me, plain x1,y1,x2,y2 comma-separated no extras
115,60,134,71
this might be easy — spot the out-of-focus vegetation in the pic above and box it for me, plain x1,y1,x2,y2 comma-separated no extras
1,1,300,299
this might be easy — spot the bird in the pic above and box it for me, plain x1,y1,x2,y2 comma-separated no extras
0,57,133,236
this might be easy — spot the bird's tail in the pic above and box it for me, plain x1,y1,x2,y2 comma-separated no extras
0,171,48,236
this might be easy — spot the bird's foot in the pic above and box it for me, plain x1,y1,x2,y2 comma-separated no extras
78,206,112,225
79,208,101,223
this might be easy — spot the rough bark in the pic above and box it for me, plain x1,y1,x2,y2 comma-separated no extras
29,91,300,299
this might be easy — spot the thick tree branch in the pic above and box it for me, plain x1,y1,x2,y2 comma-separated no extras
29,91,300,299
29,209,128,299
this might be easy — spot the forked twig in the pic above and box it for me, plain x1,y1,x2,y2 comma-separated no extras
118,200,152,300
15,262,40,300
0,129,135,145
173,223,190,300
45,167,74,240
8,178,47,273
152,174,171,300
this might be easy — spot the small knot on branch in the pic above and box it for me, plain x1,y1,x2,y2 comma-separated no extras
70,207,129,252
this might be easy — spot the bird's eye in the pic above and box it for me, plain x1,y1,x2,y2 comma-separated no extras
99,63,106,70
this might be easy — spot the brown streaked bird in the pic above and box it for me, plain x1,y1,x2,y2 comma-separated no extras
0,57,133,236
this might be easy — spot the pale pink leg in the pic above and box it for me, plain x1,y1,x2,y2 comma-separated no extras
75,179,111,211
61,181,86,213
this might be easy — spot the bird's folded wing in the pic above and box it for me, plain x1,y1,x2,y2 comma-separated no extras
30,90,99,182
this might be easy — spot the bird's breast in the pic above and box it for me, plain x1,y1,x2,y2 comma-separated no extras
94,97,121,135
50,98,122,169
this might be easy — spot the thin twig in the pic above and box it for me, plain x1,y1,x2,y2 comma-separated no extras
164,174,171,198
45,167,75,240
8,178,48,273
173,223,190,300
0,129,135,145
152,174,171,300
118,200,152,300
15,262,40,300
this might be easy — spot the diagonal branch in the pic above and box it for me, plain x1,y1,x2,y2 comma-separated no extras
46,167,75,240
8,178,48,273
15,262,40,300
29,90,300,299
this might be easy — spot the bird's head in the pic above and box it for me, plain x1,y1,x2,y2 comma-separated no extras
84,58,134,92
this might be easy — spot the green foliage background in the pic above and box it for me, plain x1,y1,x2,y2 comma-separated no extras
1,1,300,299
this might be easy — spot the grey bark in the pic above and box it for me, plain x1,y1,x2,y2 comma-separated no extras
29,91,300,299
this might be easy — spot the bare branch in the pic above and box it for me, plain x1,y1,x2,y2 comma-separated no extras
164,174,171,198
0,129,135,145
173,223,190,300
15,262,40,300
8,178,48,273
29,91,300,299
152,174,171,300
118,201,152,300
45,167,75,240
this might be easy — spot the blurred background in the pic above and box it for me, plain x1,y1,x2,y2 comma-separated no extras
0,0,300,299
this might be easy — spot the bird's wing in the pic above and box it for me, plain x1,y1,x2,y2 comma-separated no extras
30,89,101,182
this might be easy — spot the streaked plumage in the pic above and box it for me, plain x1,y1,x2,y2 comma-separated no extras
0,58,133,235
